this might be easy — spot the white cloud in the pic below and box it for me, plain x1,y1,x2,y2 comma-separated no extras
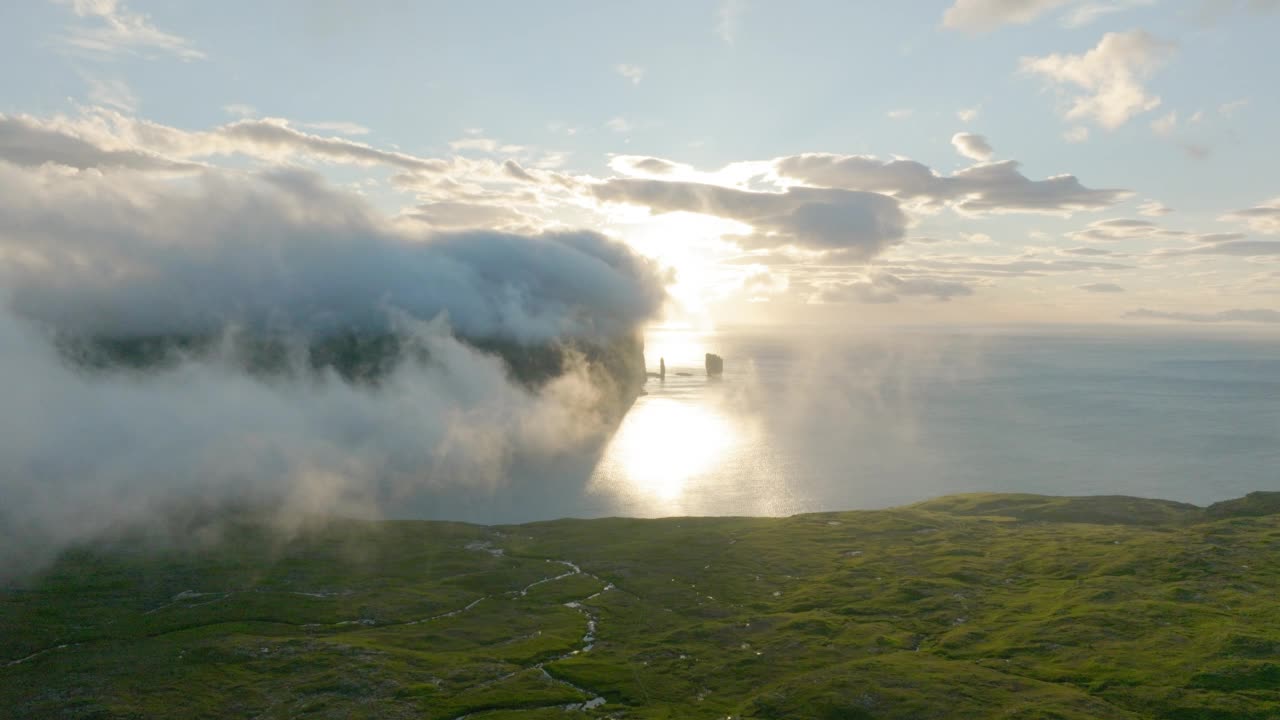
887,109,914,120
1064,126,1090,143
615,63,646,85
943,0,1071,30
606,116,633,133
943,0,1156,29
1138,199,1174,216
1219,98,1249,117
717,0,744,44
53,0,204,61
223,103,257,118
1222,198,1280,234
1150,110,1178,136
83,74,136,113
0,111,449,175
951,132,994,161
449,136,524,154
300,121,371,136
957,106,981,122
1021,30,1175,129
1061,0,1156,27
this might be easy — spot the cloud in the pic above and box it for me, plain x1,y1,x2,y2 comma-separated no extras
1138,199,1173,216
1177,240,1280,256
943,0,1155,30
887,109,914,120
217,119,448,172
1126,308,1280,323
817,274,975,303
1062,0,1157,27
83,74,137,113
775,153,1128,215
7,111,449,175
896,256,1130,278
957,107,981,122
1219,98,1249,117
406,201,535,231
0,113,196,172
448,136,524,155
716,0,744,44
1067,218,1243,246
1062,246,1120,256
606,116,633,133
1150,110,1178,136
1078,282,1126,292
1222,198,1280,234
0,155,672,578
1180,142,1212,160
608,155,692,177
943,0,1072,30
951,132,994,161
1064,126,1090,143
591,178,907,258
615,63,645,85
1021,31,1175,129
54,0,204,60
300,121,371,136
1067,217,1161,242
0,164,666,343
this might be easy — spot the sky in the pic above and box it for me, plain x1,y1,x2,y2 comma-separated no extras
1,0,1279,329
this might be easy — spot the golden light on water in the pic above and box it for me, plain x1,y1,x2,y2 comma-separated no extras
603,397,735,501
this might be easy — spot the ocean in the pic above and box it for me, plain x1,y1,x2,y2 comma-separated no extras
401,326,1280,523
581,326,1280,519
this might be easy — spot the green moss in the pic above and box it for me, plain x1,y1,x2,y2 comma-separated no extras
5,493,1280,718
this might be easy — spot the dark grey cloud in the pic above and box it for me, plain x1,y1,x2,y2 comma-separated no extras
774,153,1128,214
819,274,975,304
592,178,908,259
1126,307,1280,324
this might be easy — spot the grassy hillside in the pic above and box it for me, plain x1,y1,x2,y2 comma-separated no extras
4,492,1280,719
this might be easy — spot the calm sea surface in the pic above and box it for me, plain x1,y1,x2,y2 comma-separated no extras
418,327,1280,522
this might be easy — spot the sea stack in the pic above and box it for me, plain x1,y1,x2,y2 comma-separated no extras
705,353,724,377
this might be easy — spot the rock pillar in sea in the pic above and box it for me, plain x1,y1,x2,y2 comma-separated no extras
705,353,723,377
659,357,665,380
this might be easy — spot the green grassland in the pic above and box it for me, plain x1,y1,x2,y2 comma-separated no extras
5,492,1280,719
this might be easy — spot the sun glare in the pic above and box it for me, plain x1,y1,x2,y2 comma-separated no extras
601,397,735,502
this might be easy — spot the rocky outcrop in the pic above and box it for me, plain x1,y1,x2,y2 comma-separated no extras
54,330,648,421
705,352,723,377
